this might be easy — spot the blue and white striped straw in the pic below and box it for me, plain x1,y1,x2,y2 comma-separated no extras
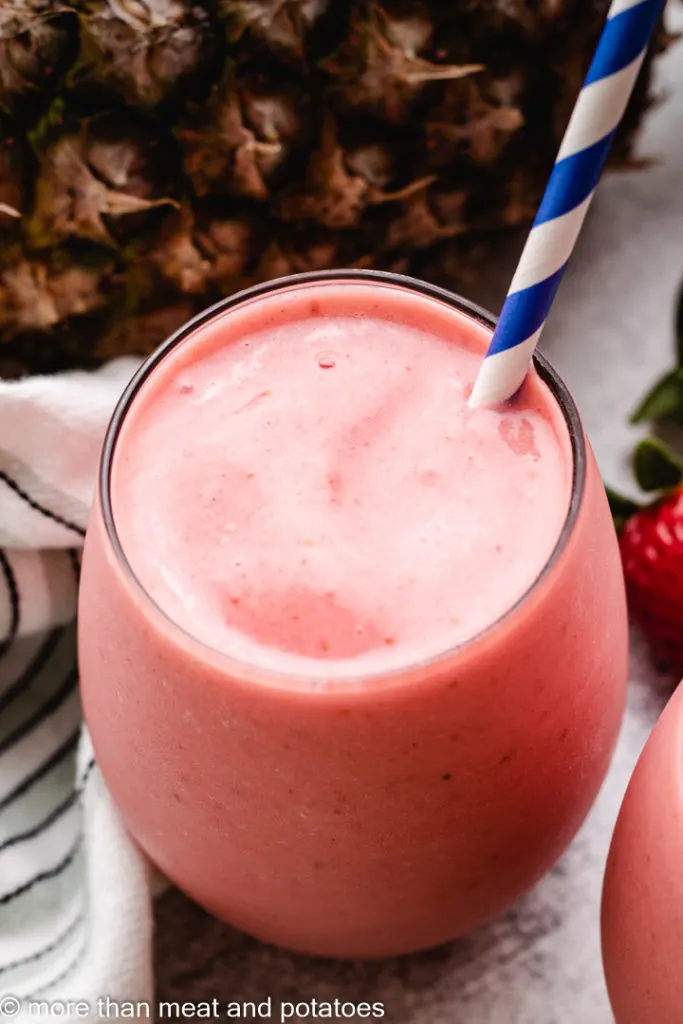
469,0,664,409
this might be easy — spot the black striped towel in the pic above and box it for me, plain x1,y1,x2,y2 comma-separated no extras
0,360,154,1020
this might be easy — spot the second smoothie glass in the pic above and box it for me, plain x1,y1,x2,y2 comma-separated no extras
78,271,628,959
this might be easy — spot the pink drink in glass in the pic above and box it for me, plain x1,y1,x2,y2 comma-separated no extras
79,272,628,958
602,681,683,1024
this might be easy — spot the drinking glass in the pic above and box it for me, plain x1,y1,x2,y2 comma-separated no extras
78,270,628,959
602,681,683,1023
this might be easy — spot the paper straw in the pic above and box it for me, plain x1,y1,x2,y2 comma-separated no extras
469,0,664,409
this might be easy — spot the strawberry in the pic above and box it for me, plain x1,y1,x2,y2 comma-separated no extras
618,485,683,675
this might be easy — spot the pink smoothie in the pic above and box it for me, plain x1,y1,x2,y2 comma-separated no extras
112,281,571,675
80,276,628,958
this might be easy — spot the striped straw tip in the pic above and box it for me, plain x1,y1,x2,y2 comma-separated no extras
468,328,541,409
468,0,664,408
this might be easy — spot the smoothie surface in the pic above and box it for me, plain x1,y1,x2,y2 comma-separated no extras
112,281,572,677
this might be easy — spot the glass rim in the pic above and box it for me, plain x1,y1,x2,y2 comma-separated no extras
98,268,586,689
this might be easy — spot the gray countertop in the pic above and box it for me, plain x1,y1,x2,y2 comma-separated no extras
154,7,683,1021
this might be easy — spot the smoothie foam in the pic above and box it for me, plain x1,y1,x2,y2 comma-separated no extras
112,281,572,678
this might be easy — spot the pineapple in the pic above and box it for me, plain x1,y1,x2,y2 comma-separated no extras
0,0,671,377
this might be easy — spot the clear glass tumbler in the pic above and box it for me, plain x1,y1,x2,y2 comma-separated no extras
602,681,683,1024
79,271,628,959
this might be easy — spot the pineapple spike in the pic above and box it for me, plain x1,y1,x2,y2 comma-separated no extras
178,65,302,200
28,133,179,249
373,175,437,205
321,4,483,123
0,1,76,114
426,78,525,168
73,0,216,107
220,0,329,58
146,208,212,295
0,253,113,337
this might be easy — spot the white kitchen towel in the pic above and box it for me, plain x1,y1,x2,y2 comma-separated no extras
0,358,154,1022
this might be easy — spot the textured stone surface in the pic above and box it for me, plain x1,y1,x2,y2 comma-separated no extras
154,8,683,1021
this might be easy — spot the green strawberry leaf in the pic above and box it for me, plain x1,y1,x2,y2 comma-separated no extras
676,279,683,366
630,369,683,425
605,485,640,533
633,437,683,493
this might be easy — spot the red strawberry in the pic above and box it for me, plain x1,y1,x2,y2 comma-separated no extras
617,284,683,674
619,487,683,675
